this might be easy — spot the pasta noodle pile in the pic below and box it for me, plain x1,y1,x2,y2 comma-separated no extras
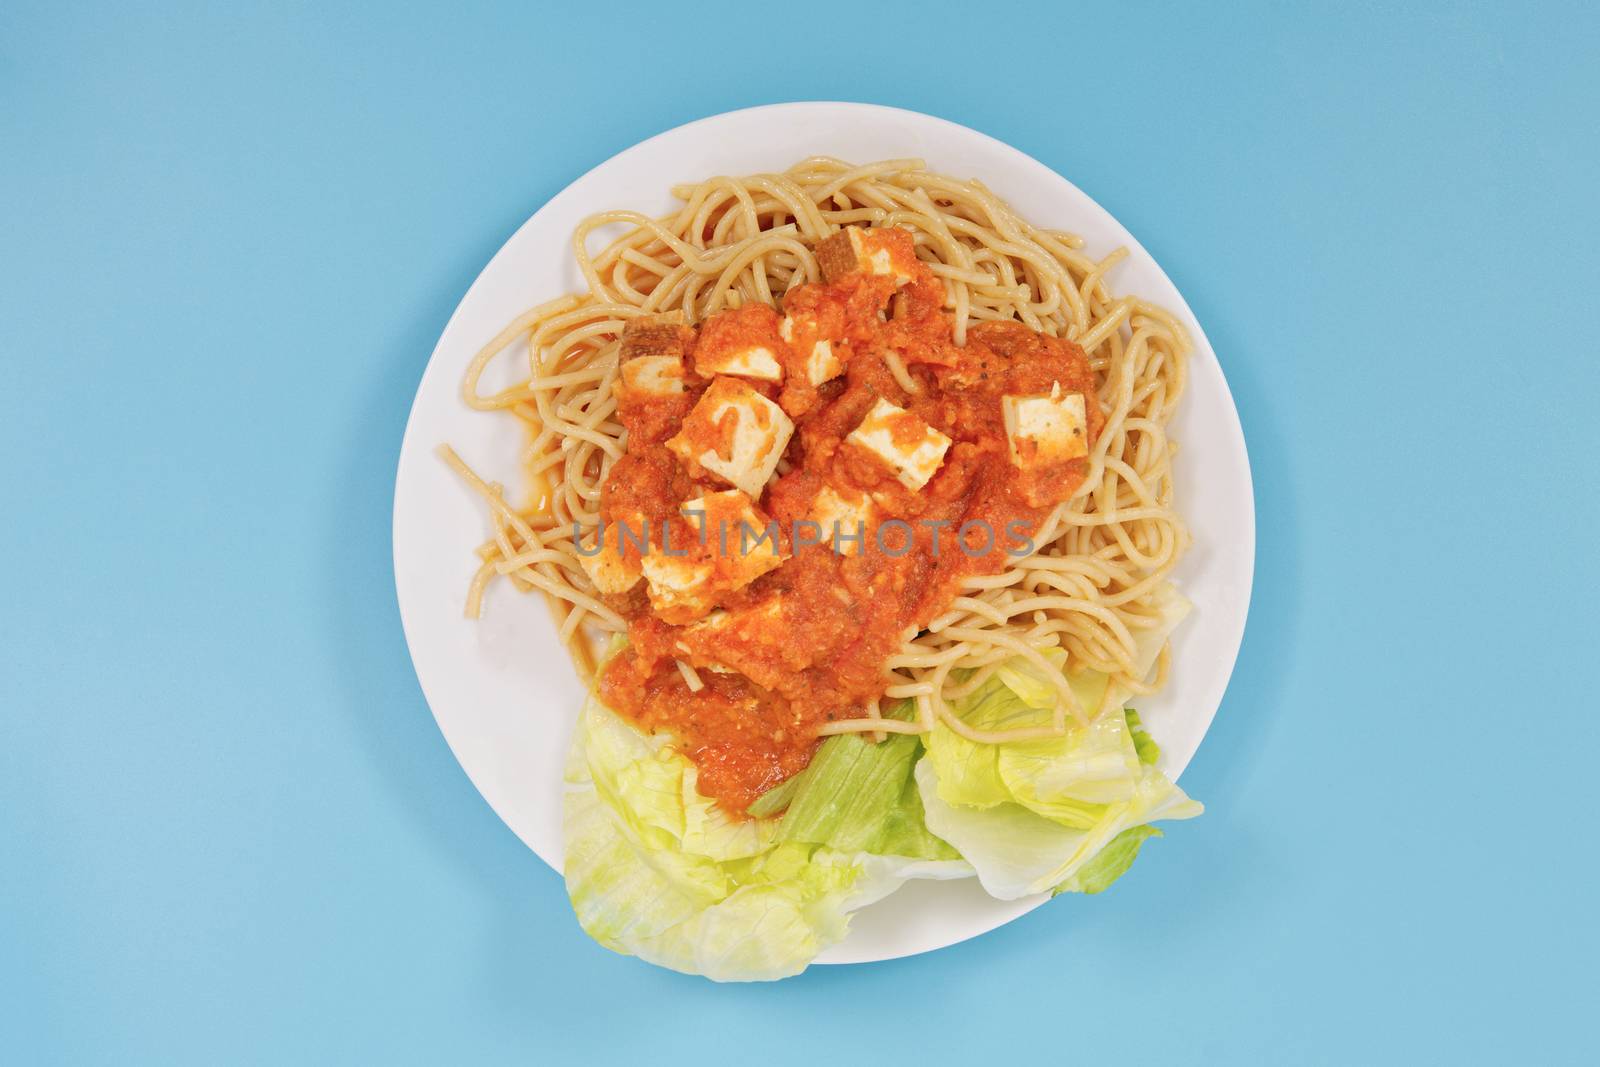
443,158,1190,741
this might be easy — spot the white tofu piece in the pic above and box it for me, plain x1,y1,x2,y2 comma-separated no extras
666,378,795,498
676,597,791,687
619,313,691,362
779,314,845,386
803,340,843,386
854,228,907,282
807,484,873,554
695,344,783,383
845,398,952,491
576,510,648,595
618,355,684,397
818,227,917,287
687,609,728,635
680,489,757,520
1002,383,1089,468
639,552,715,619
687,597,783,636
677,490,786,585
576,528,643,595
639,490,786,622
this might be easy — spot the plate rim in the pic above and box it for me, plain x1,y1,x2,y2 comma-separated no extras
392,100,1256,965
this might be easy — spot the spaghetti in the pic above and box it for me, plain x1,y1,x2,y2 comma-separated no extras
444,157,1190,754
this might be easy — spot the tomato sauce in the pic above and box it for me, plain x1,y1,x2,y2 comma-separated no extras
594,227,1102,814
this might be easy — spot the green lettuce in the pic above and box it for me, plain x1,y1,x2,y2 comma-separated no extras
565,591,1201,977
1053,825,1162,896
563,695,966,981
776,727,960,861
1125,709,1161,767
745,775,801,819
916,730,1200,900
916,589,1201,900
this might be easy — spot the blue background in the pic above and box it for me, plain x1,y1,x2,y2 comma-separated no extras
4,2,1596,1063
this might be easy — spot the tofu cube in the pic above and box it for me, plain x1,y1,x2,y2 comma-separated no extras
816,226,918,287
620,312,693,362
1002,383,1089,468
617,313,692,400
618,355,684,397
678,490,787,589
693,304,786,383
666,378,794,498
687,598,783,635
576,521,645,595
678,597,794,689
696,344,783,382
807,484,873,554
639,490,786,622
845,398,952,491
639,552,716,620
779,312,845,386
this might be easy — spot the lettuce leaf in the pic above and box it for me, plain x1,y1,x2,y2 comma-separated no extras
916,754,1200,900
874,772,961,862
1103,584,1192,711
745,775,801,819
1053,825,1162,896
914,598,1201,901
565,596,1200,977
776,730,960,861
778,731,920,850
562,695,966,981
1125,709,1160,767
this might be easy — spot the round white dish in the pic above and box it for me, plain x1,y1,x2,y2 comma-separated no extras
392,102,1255,965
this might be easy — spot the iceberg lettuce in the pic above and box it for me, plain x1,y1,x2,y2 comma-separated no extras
563,695,966,981
916,599,1201,900
563,589,1202,977
915,753,1200,900
1125,708,1161,767
1053,825,1162,896
776,727,960,861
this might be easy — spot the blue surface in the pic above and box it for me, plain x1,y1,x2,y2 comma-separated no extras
3,2,1597,1063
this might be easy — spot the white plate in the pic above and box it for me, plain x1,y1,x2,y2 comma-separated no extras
393,102,1254,965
